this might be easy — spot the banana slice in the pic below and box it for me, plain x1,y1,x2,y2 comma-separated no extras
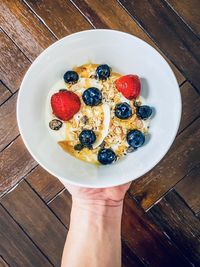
93,103,110,148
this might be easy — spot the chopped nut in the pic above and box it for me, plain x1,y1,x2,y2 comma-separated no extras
134,100,141,107
136,120,143,128
100,141,105,148
74,143,84,151
81,115,88,124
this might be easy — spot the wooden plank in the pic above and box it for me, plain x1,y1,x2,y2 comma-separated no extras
24,0,92,38
0,204,52,267
122,242,145,267
0,30,30,92
148,190,200,266
0,256,9,267
179,82,200,133
26,165,64,203
129,117,200,210
20,1,197,207
1,181,67,267
48,189,146,267
48,189,72,228
166,0,200,37
175,163,200,214
122,195,191,267
71,0,185,84
0,0,56,61
24,0,185,84
0,81,11,106
118,0,200,92
0,137,37,197
0,93,18,151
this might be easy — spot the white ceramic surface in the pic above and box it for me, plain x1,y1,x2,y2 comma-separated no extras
17,29,182,188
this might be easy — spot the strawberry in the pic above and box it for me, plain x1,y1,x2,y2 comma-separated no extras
51,91,81,121
115,75,141,100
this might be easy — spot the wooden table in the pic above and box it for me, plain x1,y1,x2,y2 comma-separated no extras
0,1,200,266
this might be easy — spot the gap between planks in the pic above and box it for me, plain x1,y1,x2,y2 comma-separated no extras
0,202,54,266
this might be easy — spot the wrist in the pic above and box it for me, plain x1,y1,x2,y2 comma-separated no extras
70,201,122,237
72,198,123,219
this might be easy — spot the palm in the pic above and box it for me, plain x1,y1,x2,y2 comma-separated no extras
63,182,131,202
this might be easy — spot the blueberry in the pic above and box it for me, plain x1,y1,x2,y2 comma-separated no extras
79,130,96,147
63,71,79,84
115,102,132,119
82,87,102,106
98,148,116,165
136,105,152,120
96,64,111,80
126,130,145,148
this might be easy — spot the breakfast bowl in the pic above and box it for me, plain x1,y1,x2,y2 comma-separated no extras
17,29,181,188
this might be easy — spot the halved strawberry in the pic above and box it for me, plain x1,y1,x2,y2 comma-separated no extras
51,91,81,121
115,75,141,100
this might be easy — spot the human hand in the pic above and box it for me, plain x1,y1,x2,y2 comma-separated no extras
61,180,131,217
65,182,130,202
61,182,130,267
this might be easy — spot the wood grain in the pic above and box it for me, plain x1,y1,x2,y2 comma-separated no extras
1,181,67,267
175,163,200,214
178,82,200,133
118,0,200,92
0,2,198,266
24,0,92,38
0,204,52,267
0,82,11,106
129,117,200,210
26,166,64,203
0,30,30,92
122,195,191,267
48,189,72,227
0,0,56,61
0,256,9,267
0,137,37,197
122,242,145,267
166,0,200,37
148,190,200,266
0,93,18,151
71,0,185,84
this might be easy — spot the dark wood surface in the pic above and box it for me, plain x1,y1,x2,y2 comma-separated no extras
1,181,67,267
0,1,199,266
118,0,200,92
0,81,11,106
166,0,200,37
0,29,30,92
175,164,200,214
0,204,52,267
0,256,9,267
148,190,200,266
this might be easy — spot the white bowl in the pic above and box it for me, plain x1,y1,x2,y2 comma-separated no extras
17,29,181,188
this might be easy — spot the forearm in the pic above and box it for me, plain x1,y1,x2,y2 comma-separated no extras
61,200,123,267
